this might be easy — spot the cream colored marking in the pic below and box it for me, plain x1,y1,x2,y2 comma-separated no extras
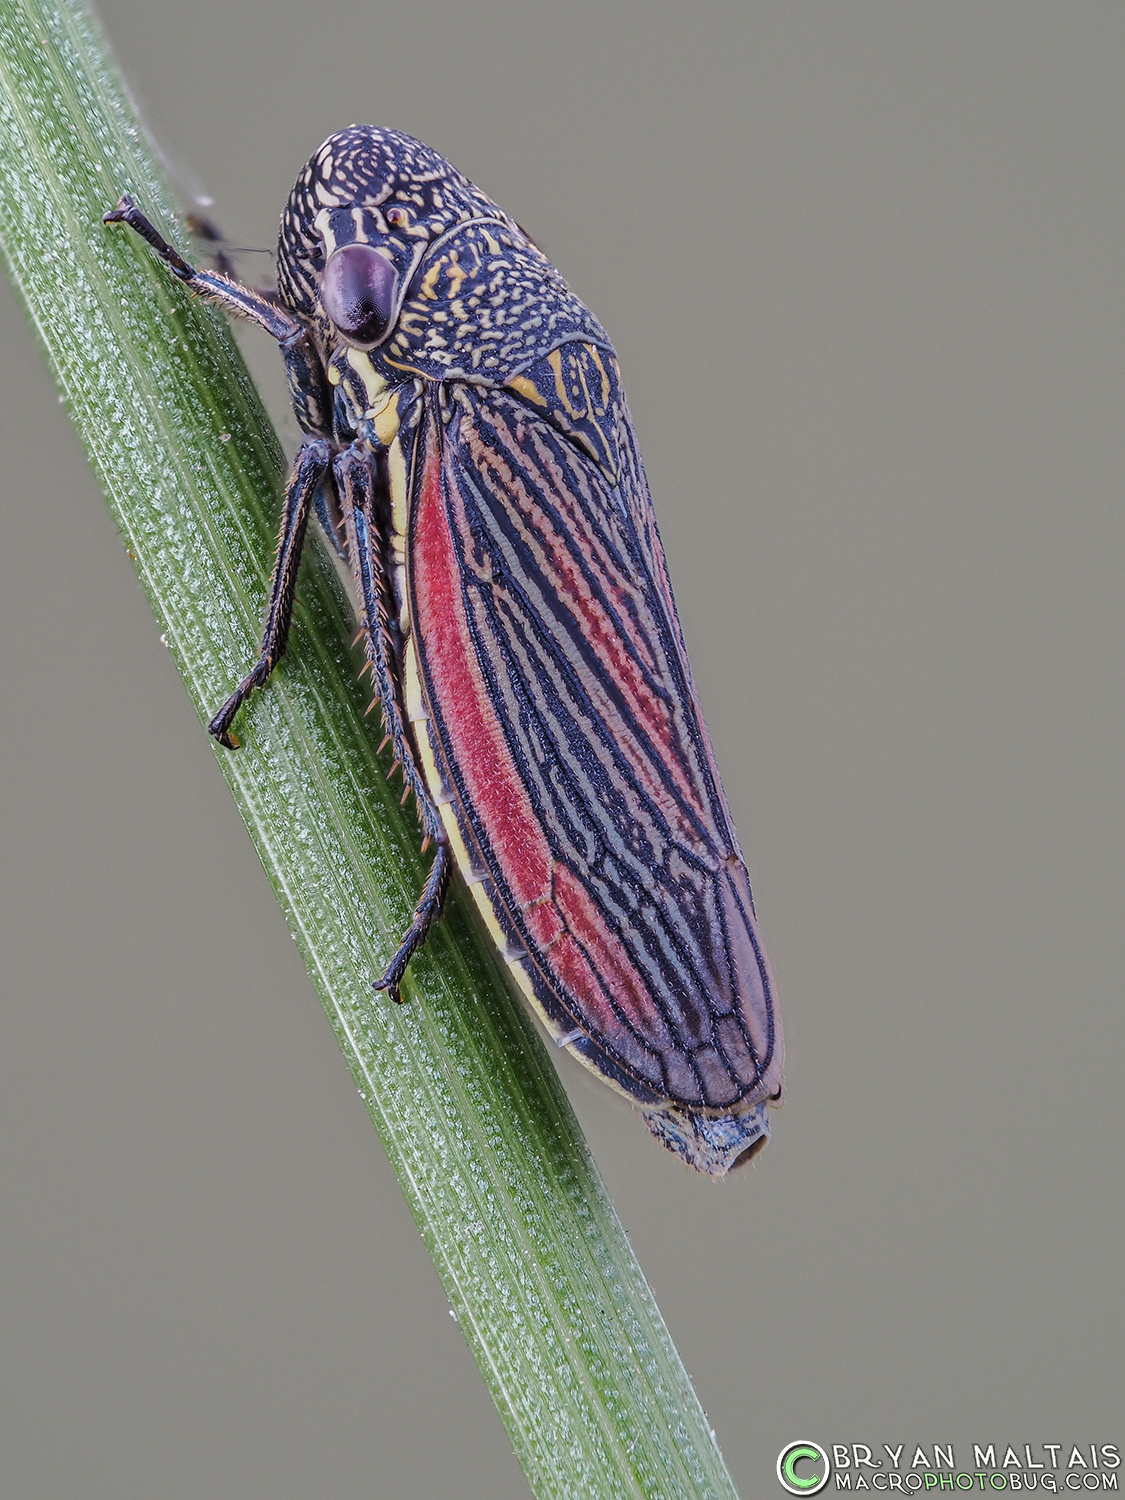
314,209,338,255
345,347,387,408
576,348,601,417
410,716,454,807
469,881,513,955
373,402,400,446
327,363,342,386
349,207,370,244
387,434,409,542
547,347,571,411
443,807,484,885
363,388,393,419
402,636,428,724
394,562,410,632
446,258,467,299
506,960,539,1008
314,182,342,208
418,262,442,300
507,374,546,407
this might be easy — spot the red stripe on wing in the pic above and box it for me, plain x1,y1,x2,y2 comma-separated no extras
411,424,549,901
411,420,671,1062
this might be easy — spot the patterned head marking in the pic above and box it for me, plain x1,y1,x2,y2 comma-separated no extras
275,125,514,329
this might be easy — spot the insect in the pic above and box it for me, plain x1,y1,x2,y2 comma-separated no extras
105,127,783,1175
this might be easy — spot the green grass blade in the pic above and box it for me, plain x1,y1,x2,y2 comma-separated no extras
0,3,742,1496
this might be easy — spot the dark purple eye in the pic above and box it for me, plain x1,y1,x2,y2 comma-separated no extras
321,243,397,344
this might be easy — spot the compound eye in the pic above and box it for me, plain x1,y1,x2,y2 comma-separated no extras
321,243,397,344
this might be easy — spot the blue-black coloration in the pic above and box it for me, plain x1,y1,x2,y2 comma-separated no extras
105,126,784,1175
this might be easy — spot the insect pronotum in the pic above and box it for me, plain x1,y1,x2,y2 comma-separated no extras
105,127,783,1176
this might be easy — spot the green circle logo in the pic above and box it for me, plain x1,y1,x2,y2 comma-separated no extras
777,1441,830,1495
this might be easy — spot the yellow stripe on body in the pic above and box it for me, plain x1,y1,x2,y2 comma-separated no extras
345,346,388,409
384,424,411,642
401,634,427,727
373,401,400,446
417,261,443,301
507,374,546,406
386,430,409,550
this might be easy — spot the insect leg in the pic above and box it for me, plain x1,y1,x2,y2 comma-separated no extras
209,437,331,747
107,193,334,453
333,446,450,1002
104,194,304,344
375,845,451,1004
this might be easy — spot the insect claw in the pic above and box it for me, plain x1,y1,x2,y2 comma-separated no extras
372,973,404,1004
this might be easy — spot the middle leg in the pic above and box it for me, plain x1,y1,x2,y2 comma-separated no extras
334,445,451,1001
209,437,331,747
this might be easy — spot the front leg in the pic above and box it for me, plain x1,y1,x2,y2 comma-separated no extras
105,194,303,343
104,195,333,437
209,437,332,747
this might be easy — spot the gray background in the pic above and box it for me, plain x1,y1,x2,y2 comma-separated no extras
2,3,1122,1496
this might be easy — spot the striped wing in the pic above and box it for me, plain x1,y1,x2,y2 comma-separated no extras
408,380,781,1112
